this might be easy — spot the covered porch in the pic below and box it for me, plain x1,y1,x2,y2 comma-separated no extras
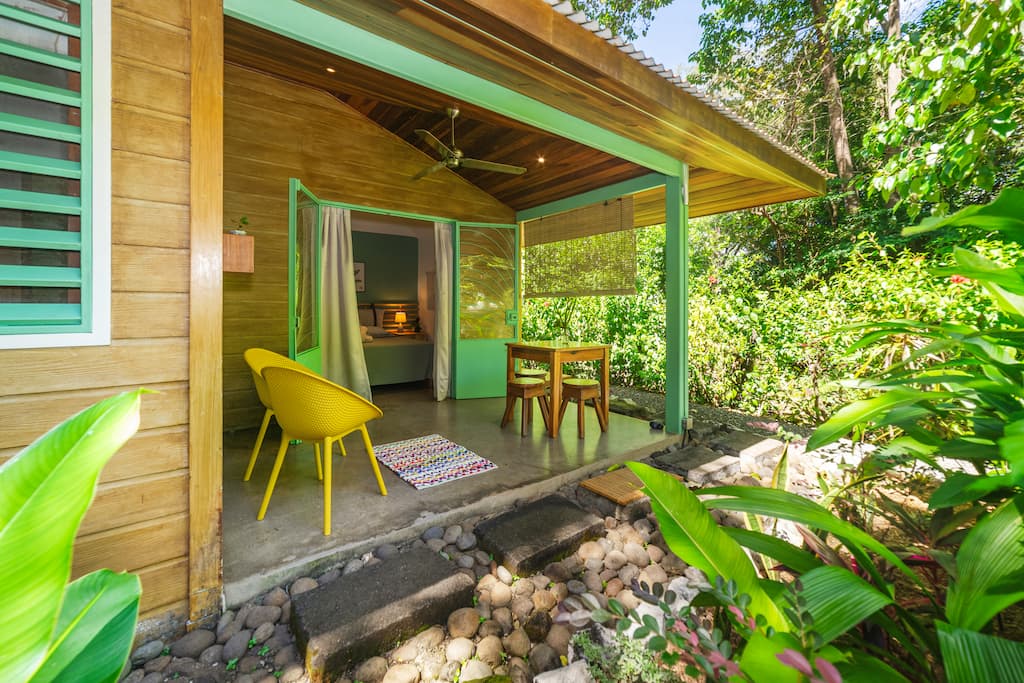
222,384,677,604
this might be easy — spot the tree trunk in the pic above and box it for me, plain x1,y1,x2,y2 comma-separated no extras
809,0,859,212
885,0,902,120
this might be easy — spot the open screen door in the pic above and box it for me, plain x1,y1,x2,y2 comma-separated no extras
452,222,519,398
288,179,322,372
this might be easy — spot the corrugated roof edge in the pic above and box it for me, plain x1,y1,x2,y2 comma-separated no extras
544,0,828,179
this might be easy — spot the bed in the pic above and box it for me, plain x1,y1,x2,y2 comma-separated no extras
359,303,434,386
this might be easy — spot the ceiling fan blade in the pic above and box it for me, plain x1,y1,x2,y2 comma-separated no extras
460,157,527,175
411,160,447,181
415,129,453,157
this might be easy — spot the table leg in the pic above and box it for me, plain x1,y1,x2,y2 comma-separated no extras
506,347,515,383
549,351,562,438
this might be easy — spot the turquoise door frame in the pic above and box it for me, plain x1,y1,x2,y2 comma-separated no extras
452,222,520,399
288,178,322,372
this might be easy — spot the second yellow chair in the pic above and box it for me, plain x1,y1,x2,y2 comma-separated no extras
259,365,388,536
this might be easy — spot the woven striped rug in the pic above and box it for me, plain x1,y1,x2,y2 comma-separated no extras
373,434,497,490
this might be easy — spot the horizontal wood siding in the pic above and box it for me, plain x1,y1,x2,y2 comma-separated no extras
0,0,193,630
222,64,514,430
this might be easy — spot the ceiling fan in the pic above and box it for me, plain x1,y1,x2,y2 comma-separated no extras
412,107,527,181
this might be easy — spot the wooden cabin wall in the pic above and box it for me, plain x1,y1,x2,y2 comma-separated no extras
0,1,194,632
222,64,515,430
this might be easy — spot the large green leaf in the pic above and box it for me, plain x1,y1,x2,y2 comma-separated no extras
0,391,142,682
30,570,140,683
722,527,823,574
797,566,894,645
937,621,1024,683
702,486,917,585
835,651,913,683
929,472,1016,509
906,188,1024,239
807,388,954,452
626,462,788,630
945,494,1024,630
735,630,802,683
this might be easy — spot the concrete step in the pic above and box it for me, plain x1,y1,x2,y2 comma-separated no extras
476,495,603,576
710,430,785,468
290,545,474,682
654,444,741,485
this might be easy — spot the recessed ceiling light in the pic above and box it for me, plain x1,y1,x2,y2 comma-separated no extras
325,67,336,73
537,156,545,164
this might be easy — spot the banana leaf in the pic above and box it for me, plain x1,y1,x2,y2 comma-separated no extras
797,566,894,645
0,390,142,682
626,462,788,630
702,486,917,586
905,188,1024,238
835,651,912,683
29,570,140,683
721,527,823,574
929,472,1016,509
937,621,1024,683
945,494,1024,630
807,388,955,452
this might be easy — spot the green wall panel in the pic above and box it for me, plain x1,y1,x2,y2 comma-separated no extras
353,231,418,303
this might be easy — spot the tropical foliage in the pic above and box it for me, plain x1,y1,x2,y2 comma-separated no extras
608,462,1024,682
0,391,143,683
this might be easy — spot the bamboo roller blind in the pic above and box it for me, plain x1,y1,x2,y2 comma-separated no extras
523,196,637,298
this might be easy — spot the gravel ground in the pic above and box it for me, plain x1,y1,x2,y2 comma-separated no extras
610,385,814,439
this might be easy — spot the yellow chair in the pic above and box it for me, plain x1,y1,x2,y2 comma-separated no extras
258,365,388,535
242,348,324,482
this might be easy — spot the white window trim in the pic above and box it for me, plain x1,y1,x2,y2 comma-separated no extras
1,0,112,350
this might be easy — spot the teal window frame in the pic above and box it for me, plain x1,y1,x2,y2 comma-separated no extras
0,0,111,349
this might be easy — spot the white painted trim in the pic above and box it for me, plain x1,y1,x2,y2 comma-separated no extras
0,0,112,350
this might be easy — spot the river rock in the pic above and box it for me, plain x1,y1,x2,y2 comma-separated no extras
447,607,480,639
528,643,560,675
245,605,281,629
445,637,475,663
461,659,493,681
170,629,215,659
382,663,420,683
502,628,532,658
353,656,389,683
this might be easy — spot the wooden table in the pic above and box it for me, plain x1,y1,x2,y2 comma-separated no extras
506,340,610,438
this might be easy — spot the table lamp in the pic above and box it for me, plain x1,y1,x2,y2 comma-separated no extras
394,311,407,332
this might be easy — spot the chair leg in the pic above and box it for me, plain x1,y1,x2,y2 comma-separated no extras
559,396,569,424
257,434,291,521
521,396,531,436
313,443,323,481
538,396,551,431
501,394,515,428
577,397,586,439
593,397,608,432
361,425,388,496
244,408,274,481
322,436,332,536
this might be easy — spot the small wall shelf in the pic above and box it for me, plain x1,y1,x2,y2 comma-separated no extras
223,233,254,273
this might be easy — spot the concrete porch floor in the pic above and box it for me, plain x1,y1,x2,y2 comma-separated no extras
222,383,679,605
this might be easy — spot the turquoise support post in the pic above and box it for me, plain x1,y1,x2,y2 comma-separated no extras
664,167,689,433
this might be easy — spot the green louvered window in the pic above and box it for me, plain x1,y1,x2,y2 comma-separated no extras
0,0,105,345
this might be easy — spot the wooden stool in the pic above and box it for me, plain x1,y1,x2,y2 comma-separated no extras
501,377,551,436
559,378,608,439
515,367,548,381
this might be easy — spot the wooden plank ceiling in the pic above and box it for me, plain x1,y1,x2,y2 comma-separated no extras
224,6,823,222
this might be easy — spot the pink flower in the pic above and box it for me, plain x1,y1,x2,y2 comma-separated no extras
814,657,843,683
707,651,741,677
777,649,814,677
950,274,969,284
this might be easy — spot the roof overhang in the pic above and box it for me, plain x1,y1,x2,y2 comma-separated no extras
227,0,826,217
